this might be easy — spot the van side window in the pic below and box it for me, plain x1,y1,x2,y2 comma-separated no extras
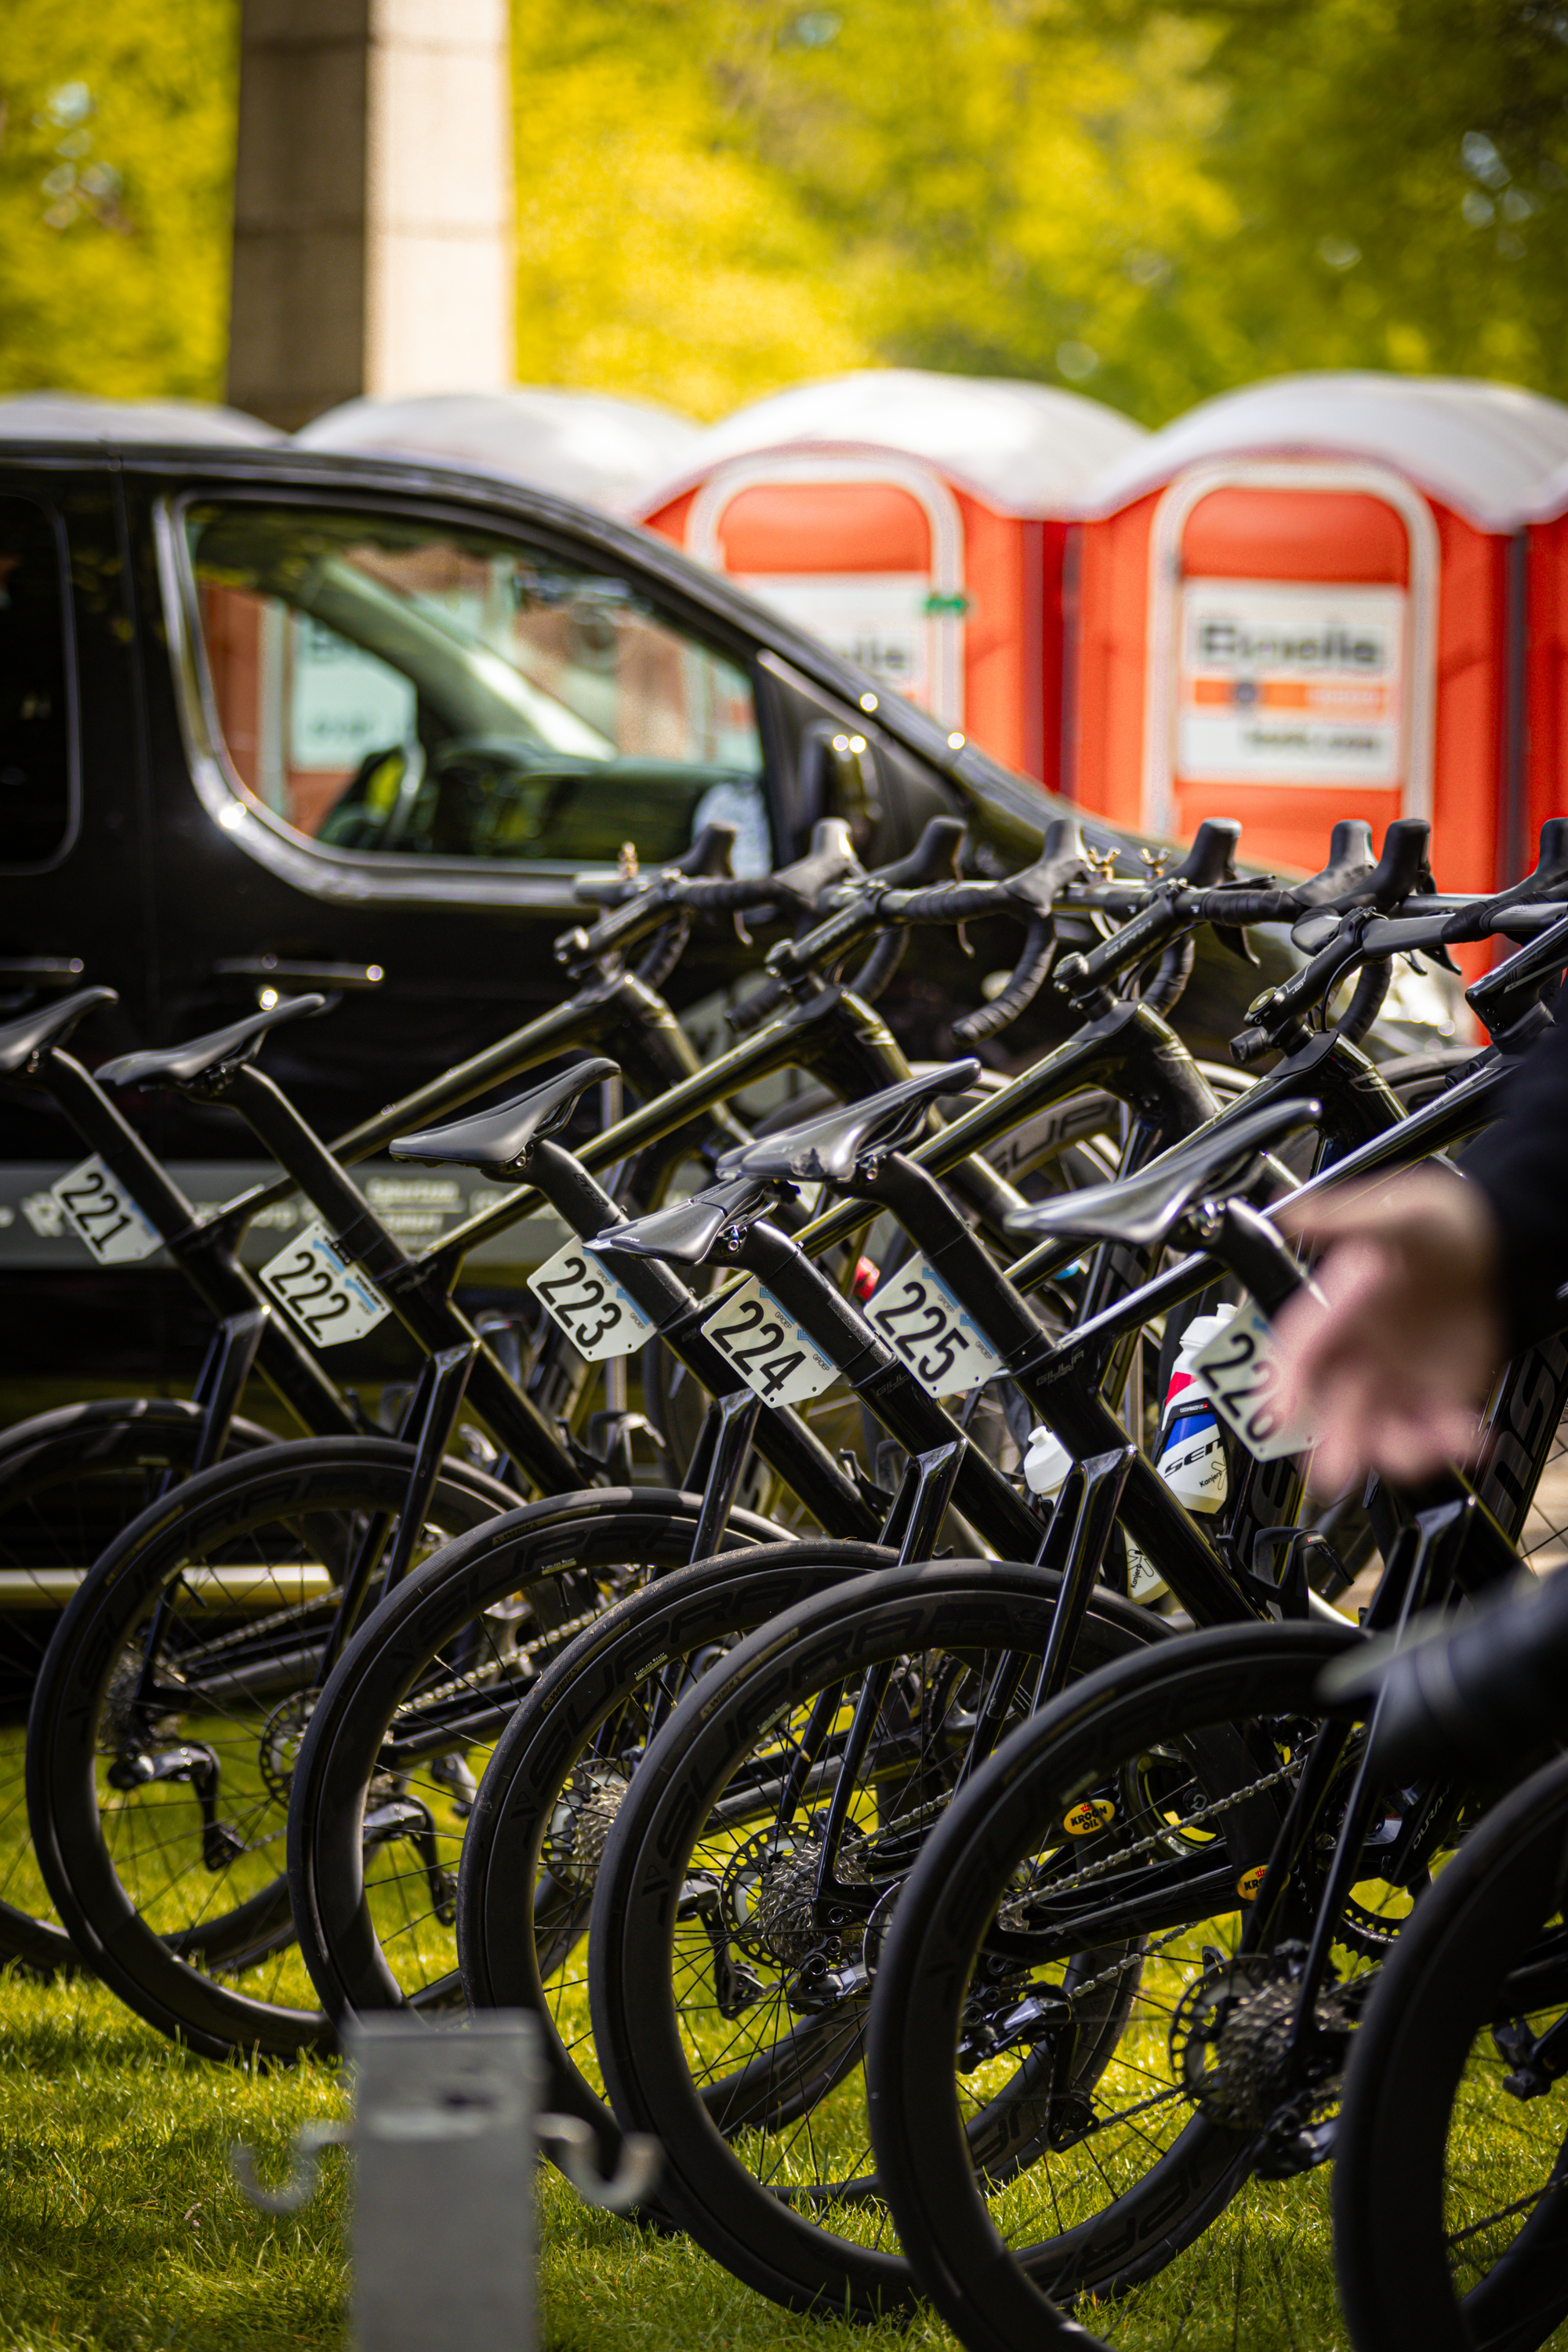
184,503,771,873
0,495,72,866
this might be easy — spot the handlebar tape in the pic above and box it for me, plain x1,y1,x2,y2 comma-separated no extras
847,926,908,1006
953,913,1055,1044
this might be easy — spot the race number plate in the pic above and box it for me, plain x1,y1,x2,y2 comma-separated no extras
259,1221,391,1348
50,1156,162,1264
1188,1301,1313,1462
527,1240,658,1362
865,1254,1004,1399
699,1275,839,1406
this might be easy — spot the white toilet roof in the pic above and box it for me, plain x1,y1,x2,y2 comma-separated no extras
296,390,703,514
0,393,279,445
1080,372,1568,531
637,368,1149,519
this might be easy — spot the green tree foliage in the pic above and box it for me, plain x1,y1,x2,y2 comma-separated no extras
0,0,237,402
1,0,1565,426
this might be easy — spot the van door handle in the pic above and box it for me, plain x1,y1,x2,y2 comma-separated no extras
214,957,385,993
0,956,86,988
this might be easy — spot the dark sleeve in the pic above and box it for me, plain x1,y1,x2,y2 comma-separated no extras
1461,1013,1568,1349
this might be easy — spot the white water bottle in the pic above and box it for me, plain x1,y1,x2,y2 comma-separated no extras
1023,1426,1073,1501
1126,1305,1236,1603
1154,1306,1236,1515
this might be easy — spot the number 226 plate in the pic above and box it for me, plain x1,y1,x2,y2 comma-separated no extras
1188,1301,1314,1461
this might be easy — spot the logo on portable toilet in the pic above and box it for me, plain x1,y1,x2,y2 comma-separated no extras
1178,584,1406,788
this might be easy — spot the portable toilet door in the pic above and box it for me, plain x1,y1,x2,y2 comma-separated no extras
1523,458,1568,876
1069,374,1568,892
637,372,1145,786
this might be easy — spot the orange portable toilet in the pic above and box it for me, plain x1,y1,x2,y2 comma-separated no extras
637,371,1145,786
1069,373,1568,895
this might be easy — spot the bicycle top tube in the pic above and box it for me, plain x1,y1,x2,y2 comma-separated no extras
28,1040,357,1438
419,977,924,1287
207,960,706,1245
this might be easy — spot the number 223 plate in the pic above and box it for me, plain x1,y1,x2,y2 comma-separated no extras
526,1241,658,1362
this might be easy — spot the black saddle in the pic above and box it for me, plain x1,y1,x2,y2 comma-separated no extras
0,985,116,1077
392,1058,619,1180
97,993,328,1092
720,1059,981,1188
1005,1096,1321,1252
593,1174,775,1267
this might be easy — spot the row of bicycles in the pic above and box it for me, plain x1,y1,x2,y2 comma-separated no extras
4,800,1568,2347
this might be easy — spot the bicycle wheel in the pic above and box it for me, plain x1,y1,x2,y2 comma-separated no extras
1335,1754,1568,2352
456,1541,898,2169
0,1396,277,1976
586,1560,1160,2318
285,1491,787,2024
865,1621,1399,2351
26,1436,513,2060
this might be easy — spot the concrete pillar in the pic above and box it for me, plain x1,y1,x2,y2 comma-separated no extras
227,0,514,430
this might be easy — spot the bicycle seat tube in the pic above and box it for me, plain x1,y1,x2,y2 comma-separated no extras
36,1047,356,1438
218,1062,581,1493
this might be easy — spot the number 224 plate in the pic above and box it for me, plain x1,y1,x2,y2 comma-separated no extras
699,1276,839,1406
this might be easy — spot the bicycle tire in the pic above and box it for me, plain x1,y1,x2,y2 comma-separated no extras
865,1621,1367,2350
1335,1752,1568,2352
0,1396,277,1976
456,1541,900,2171
26,1436,514,2060
284,1490,786,2024
586,1559,1162,2318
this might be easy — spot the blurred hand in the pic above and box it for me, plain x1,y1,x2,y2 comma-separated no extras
1272,1167,1505,1494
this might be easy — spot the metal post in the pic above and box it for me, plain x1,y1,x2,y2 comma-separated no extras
230,2013,658,2352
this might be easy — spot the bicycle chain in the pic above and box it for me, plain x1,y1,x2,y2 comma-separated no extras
1000,1756,1301,1920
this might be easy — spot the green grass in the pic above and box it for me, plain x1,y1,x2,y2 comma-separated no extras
0,1963,1345,2352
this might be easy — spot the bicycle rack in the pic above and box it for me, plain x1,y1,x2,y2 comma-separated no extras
230,2013,659,2352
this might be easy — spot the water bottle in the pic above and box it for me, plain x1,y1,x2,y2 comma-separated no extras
1126,1305,1236,1603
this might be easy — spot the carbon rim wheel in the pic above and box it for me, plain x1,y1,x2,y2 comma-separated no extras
0,1398,276,1975
27,1437,511,2060
456,1541,898,2168
1335,1752,1568,2352
586,1562,1160,2318
864,1622,1403,2352
285,1490,784,2024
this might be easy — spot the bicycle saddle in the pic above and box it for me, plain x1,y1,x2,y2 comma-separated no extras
1004,1096,1321,1251
391,1058,619,1179
720,1059,981,1188
98,993,328,1092
593,1174,775,1266
0,984,116,1076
